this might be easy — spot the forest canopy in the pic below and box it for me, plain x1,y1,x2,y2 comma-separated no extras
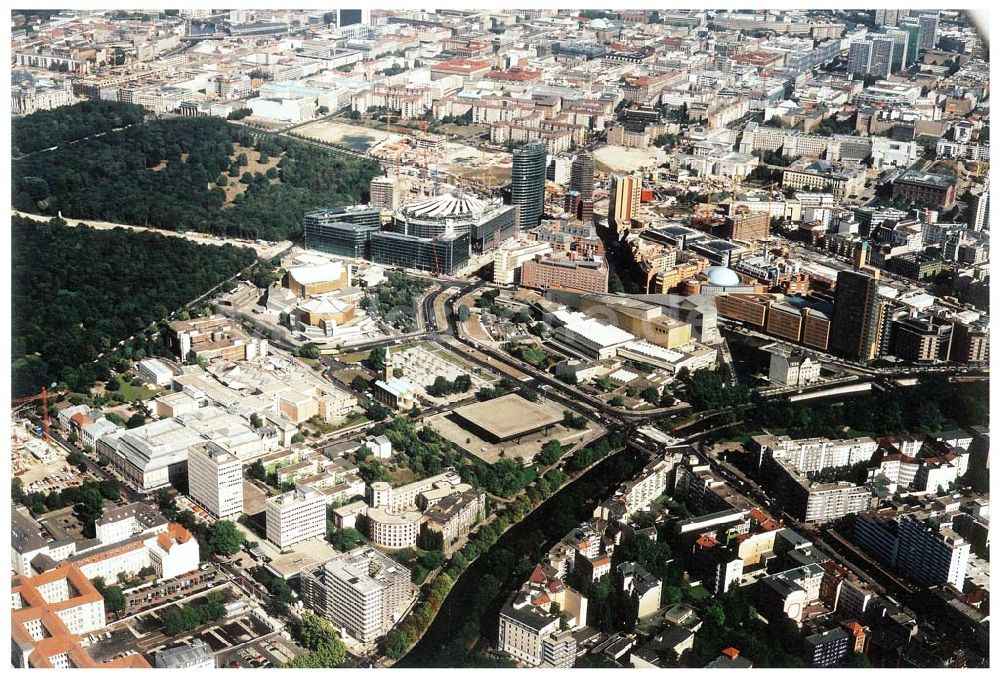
12,104,381,240
11,216,256,396
12,100,147,155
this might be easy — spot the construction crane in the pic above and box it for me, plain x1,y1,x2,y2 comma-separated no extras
12,387,65,440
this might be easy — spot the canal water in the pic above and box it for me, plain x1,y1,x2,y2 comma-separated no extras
397,447,646,667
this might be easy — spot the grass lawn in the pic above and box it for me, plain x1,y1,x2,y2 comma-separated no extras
686,585,711,601
388,467,424,487
339,350,372,364
112,374,160,402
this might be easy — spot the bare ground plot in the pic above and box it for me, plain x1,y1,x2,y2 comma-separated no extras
592,144,667,174
295,119,400,152
425,411,595,466
218,144,284,205
242,480,268,517
439,142,511,188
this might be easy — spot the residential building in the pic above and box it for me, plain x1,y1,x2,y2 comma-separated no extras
498,594,577,667
767,345,821,387
301,546,414,643
619,562,663,618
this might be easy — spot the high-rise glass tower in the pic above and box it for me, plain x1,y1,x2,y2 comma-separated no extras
511,141,547,231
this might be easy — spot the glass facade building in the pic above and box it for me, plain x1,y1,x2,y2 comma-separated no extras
511,141,547,231
304,221,382,259
369,230,470,275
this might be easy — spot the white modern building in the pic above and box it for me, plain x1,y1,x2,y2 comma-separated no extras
187,441,244,520
110,419,205,491
551,310,635,359
265,487,327,550
138,359,175,387
493,239,553,286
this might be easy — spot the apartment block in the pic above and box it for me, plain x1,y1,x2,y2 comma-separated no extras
301,546,413,643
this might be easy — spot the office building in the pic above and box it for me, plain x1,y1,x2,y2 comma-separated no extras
137,359,174,387
892,169,957,208
847,40,874,76
830,267,883,361
805,627,850,667
110,418,205,491
569,152,595,222
918,14,939,50
304,221,381,259
187,442,244,520
166,315,265,364
369,229,470,275
897,19,923,65
265,487,327,550
891,316,953,362
849,36,896,78
950,321,989,364
301,546,413,643
391,193,518,253
782,160,866,200
609,173,642,230
874,9,908,27
305,205,382,233
724,210,769,242
511,141,547,230
492,239,553,285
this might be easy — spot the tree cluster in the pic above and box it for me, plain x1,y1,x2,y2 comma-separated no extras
13,106,380,240
160,591,226,636
285,613,348,667
12,478,120,536
426,374,472,397
12,217,255,396
12,100,146,155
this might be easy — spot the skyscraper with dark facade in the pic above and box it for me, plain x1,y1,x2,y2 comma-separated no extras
830,267,883,361
511,141,547,231
569,152,595,223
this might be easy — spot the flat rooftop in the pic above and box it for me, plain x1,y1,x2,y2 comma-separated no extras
451,393,564,442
